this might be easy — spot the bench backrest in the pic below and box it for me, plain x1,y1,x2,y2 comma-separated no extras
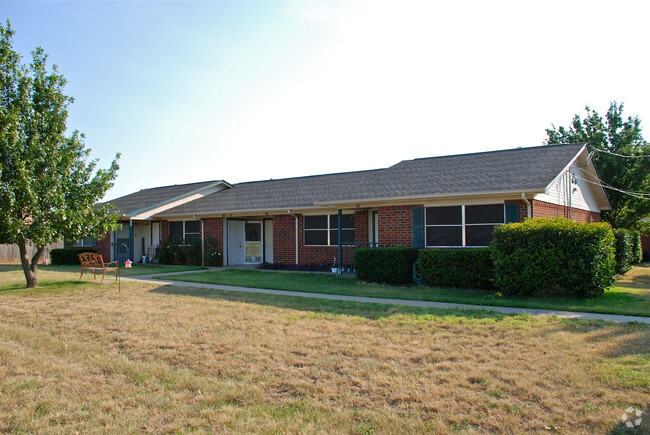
78,252,105,267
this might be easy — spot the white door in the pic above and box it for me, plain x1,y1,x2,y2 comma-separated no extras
244,221,262,263
227,220,244,265
264,219,273,263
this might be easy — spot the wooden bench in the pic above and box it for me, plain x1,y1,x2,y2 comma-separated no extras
78,252,119,284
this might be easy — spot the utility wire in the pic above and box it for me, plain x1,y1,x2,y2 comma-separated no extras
592,148,650,159
574,173,650,200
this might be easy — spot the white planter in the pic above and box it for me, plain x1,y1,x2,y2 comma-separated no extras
331,267,338,273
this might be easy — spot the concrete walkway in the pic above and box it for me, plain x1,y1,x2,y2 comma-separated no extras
121,271,650,325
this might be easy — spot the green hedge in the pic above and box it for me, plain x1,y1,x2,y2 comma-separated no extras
491,218,616,298
355,247,420,285
418,248,494,290
613,229,636,275
630,230,643,264
50,247,96,265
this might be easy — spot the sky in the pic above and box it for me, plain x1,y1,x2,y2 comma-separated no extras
2,0,650,201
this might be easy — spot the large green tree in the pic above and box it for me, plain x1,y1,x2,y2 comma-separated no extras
0,21,120,288
545,101,650,229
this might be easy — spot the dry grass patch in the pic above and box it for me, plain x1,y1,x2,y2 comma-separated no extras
0,270,648,433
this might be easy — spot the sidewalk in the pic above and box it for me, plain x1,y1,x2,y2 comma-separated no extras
121,272,650,325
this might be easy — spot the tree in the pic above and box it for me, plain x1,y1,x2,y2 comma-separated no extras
545,101,650,229
0,21,120,288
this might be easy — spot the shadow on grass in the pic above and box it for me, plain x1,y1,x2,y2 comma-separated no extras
148,283,517,322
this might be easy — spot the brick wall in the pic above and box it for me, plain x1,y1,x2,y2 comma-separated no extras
531,200,600,222
377,204,421,247
203,217,223,252
96,234,111,260
354,210,369,244
161,220,169,241
273,214,299,263
272,211,371,265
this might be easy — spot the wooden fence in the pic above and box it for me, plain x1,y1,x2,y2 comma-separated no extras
0,241,63,264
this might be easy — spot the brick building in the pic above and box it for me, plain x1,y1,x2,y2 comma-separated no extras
92,143,610,266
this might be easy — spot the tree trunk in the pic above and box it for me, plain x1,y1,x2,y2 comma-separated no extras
18,243,44,289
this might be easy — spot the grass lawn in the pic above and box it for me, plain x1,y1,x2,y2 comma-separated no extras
158,263,650,318
0,266,648,433
1,263,206,280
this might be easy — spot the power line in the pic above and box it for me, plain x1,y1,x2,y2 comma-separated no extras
574,172,650,200
592,148,650,159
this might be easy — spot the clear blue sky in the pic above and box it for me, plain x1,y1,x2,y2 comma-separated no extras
3,1,650,200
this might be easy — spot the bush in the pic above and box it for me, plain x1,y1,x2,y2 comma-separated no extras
491,218,615,298
204,237,223,267
156,239,203,266
50,247,96,265
630,230,643,264
355,247,420,285
418,248,494,290
613,229,636,275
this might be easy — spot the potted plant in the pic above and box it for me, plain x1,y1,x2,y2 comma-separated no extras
331,257,338,273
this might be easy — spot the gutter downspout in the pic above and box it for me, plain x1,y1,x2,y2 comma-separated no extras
521,193,531,219
288,210,299,264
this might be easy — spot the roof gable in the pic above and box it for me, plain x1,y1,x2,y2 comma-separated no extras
100,180,231,219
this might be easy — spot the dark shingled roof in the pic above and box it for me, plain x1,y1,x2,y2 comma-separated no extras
161,143,585,216
100,180,224,216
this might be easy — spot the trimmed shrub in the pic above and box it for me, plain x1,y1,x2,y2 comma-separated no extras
418,248,494,290
491,218,615,298
613,229,636,275
355,247,420,285
630,230,643,264
204,237,223,267
50,247,96,265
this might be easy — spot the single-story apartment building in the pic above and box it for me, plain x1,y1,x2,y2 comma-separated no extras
87,143,609,266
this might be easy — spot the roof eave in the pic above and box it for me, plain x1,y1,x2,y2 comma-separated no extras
125,180,232,218
315,189,546,207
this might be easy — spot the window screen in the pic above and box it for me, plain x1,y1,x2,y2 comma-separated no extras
425,206,462,247
184,221,200,243
425,204,505,247
425,206,462,225
169,221,183,244
465,204,504,224
304,214,354,246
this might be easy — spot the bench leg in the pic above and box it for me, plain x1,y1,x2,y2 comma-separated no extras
80,269,85,280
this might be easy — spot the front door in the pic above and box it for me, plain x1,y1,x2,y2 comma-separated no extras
227,220,244,265
245,221,262,263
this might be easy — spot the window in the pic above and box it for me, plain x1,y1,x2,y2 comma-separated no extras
425,204,505,247
64,236,97,248
169,220,200,244
304,214,354,246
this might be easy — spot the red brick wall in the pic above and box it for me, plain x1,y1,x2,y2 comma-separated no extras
273,214,299,264
272,211,371,265
96,234,111,260
354,210,369,244
203,217,223,252
531,200,600,222
378,204,421,247
161,220,169,241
